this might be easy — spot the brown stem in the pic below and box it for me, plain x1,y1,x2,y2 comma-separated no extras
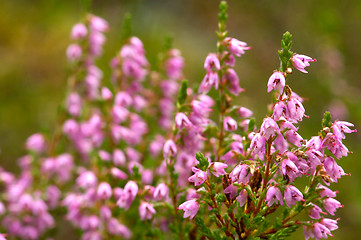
205,180,235,240
217,78,226,161
253,138,273,217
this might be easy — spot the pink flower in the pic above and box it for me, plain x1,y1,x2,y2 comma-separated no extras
188,167,207,186
323,157,346,183
107,218,132,238
139,202,156,220
199,72,219,93
284,185,303,208
178,199,200,219
113,149,126,166
291,54,316,73
71,23,88,39
304,222,332,240
112,105,129,124
266,186,283,206
204,53,220,71
224,184,238,199
322,134,348,159
101,87,113,100
163,140,177,159
117,181,138,210
98,150,111,162
229,164,251,184
332,120,356,140
250,133,266,160
110,167,127,180
237,107,253,118
236,189,248,207
286,97,306,122
281,159,300,182
66,93,82,117
175,113,193,129
323,198,343,215
224,116,238,132
224,68,244,96
285,130,304,147
97,182,112,200
209,162,228,177
306,136,323,151
129,37,146,54
153,183,169,201
165,49,184,79
115,92,132,107
149,135,165,157
313,222,333,239
66,44,82,61
317,185,338,198
267,71,285,94
321,218,338,231
100,206,112,221
77,171,97,189
273,101,286,120
26,133,46,153
260,117,280,139
274,134,288,154
224,37,251,57
308,204,326,219
89,16,109,32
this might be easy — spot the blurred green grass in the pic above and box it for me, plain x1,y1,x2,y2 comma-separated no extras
0,0,360,239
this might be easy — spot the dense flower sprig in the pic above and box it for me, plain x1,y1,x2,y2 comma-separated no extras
0,2,355,240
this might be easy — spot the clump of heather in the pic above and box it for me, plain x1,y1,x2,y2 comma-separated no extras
0,1,355,240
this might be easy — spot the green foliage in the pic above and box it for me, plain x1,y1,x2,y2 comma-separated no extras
218,1,228,30
163,34,174,51
195,152,209,171
177,80,188,108
216,193,226,204
195,216,226,240
278,31,294,72
247,118,256,132
131,164,141,181
322,111,332,128
121,13,132,42
268,224,299,240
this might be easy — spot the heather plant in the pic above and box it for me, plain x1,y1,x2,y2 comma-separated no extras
0,1,355,240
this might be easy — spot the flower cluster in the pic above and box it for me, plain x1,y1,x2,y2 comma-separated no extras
0,2,355,240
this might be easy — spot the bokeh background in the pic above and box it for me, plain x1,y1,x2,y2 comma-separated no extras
0,0,360,239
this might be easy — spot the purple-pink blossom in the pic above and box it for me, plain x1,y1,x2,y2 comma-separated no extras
188,167,207,186
266,186,283,206
291,54,316,73
267,71,285,94
178,199,200,219
139,202,156,221
284,185,303,208
224,37,251,57
224,116,238,132
209,162,228,177
163,139,177,159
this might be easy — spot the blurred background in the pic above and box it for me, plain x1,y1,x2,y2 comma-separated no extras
0,0,360,239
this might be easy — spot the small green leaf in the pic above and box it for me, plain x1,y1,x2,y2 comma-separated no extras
216,193,226,203
195,152,209,170
177,80,188,107
121,13,132,42
322,111,332,128
163,33,174,51
247,118,256,132
218,1,228,24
